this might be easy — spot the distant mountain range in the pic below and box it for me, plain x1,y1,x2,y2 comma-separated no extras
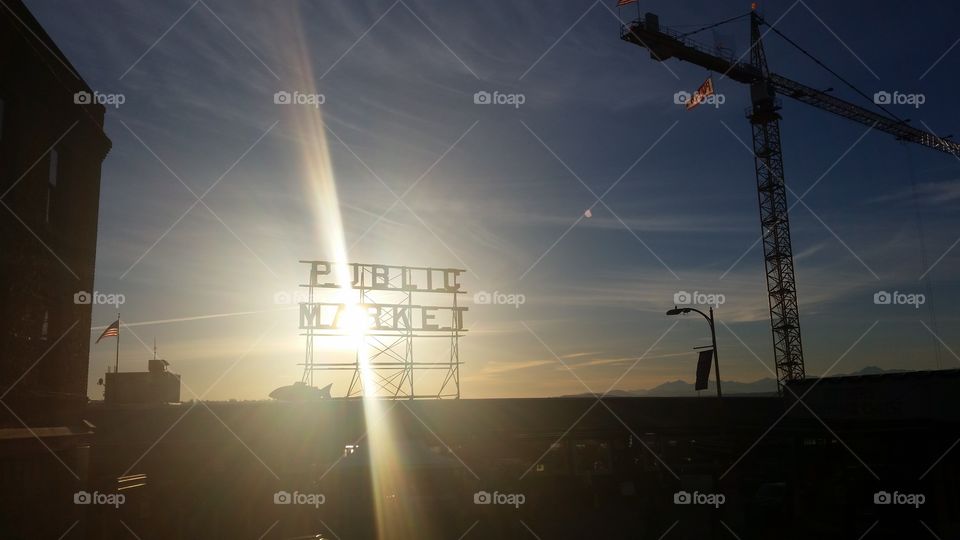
561,366,908,397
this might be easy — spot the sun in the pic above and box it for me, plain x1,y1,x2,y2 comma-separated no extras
339,304,373,337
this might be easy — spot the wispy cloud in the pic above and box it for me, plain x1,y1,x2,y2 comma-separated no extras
22,0,958,400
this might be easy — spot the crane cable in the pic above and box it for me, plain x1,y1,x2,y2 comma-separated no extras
759,13,945,368
759,19,907,125
679,12,752,38
905,146,943,369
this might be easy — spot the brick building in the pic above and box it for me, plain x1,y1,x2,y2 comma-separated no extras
0,0,111,536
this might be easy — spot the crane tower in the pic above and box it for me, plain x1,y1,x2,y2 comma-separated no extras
621,9,960,391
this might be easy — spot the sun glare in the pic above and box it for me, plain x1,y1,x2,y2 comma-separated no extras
279,5,424,538
339,304,374,338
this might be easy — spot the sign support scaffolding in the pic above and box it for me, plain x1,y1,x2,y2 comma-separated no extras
298,261,466,399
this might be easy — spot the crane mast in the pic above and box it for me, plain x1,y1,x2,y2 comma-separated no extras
621,9,960,393
746,12,805,387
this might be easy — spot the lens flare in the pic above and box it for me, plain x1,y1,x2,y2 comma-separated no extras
339,304,373,338
279,6,434,538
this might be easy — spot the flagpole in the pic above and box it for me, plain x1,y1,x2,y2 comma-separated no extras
115,312,120,373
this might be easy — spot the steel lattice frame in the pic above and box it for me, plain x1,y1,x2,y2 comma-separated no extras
619,10,960,393
301,264,463,399
749,13,805,391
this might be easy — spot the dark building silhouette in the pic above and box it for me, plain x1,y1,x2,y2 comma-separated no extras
104,358,181,405
0,1,110,537
84,374,960,540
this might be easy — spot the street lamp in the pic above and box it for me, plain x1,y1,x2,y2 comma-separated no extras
666,305,722,398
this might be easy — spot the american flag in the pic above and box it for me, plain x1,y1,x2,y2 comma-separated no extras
96,319,119,343
616,0,636,6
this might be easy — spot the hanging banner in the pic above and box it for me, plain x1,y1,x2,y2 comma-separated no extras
695,349,713,391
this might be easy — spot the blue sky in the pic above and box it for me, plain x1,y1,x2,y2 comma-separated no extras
24,0,960,399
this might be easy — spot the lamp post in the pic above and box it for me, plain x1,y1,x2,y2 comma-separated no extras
666,306,722,398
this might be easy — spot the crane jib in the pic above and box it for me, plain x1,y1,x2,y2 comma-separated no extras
620,16,959,157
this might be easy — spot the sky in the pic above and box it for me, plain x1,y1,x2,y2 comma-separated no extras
22,0,960,400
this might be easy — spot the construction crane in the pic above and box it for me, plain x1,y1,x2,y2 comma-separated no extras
620,9,960,393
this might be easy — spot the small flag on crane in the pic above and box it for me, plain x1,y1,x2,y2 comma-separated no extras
96,318,120,343
686,76,715,111
616,0,637,6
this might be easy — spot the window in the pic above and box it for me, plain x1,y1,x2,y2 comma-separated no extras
41,311,49,341
45,149,58,223
48,148,58,187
